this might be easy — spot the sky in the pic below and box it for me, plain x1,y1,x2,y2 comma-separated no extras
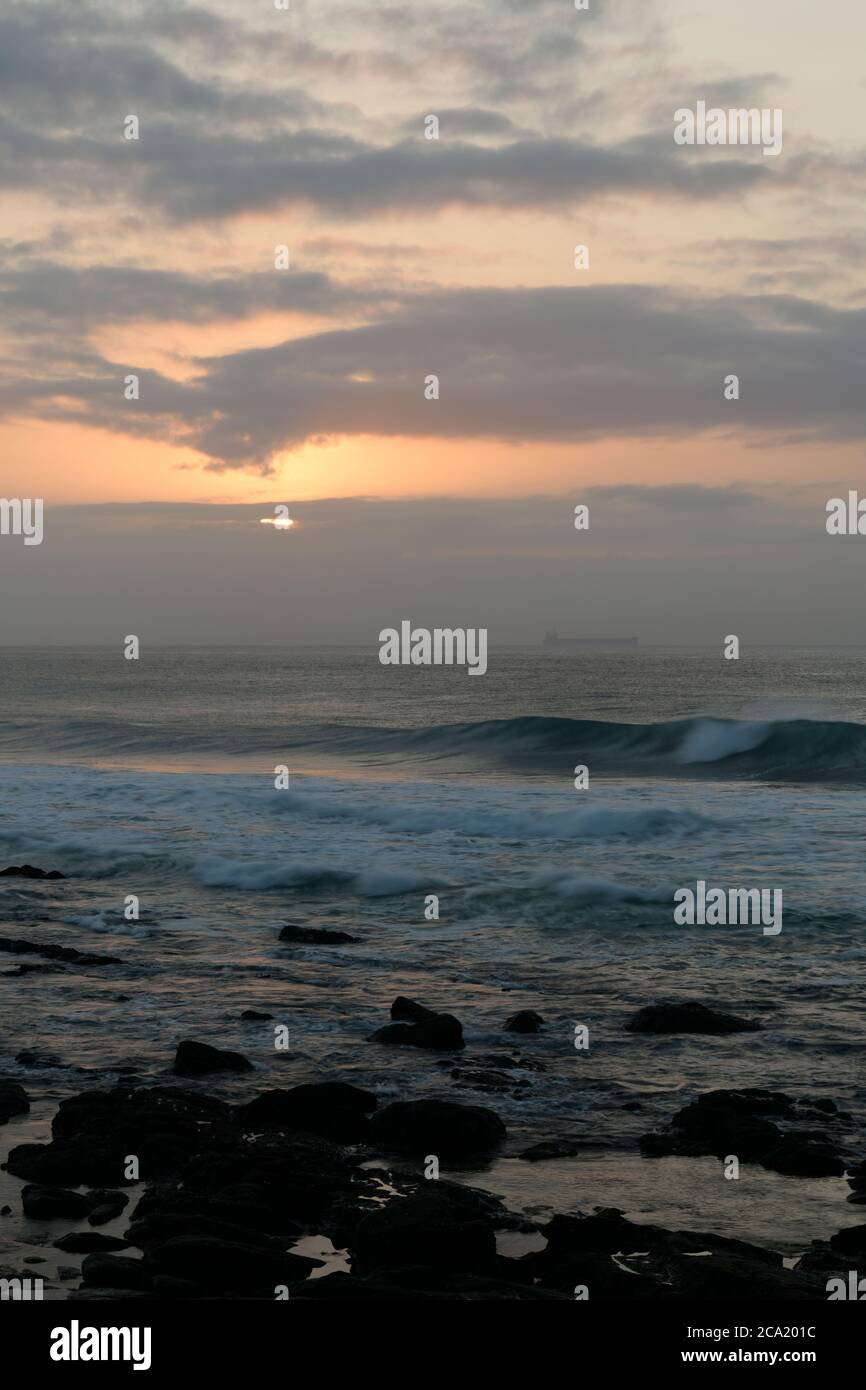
1,0,865,643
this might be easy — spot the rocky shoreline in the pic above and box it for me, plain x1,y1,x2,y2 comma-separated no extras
3,1031,864,1300
2,870,864,1301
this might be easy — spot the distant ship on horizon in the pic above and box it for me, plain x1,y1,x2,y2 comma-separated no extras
542,629,639,649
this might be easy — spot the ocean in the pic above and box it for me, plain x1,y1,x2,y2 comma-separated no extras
2,644,865,1287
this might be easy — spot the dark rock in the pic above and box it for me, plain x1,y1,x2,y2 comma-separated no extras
241,1010,273,1021
846,1158,866,1192
449,1067,525,1094
665,1252,823,1300
701,1088,796,1117
81,1253,151,1291
3,963,66,976
122,1128,361,1230
504,1010,544,1034
626,1002,762,1034
15,1050,69,1068
234,1081,377,1143
279,923,359,944
0,864,65,879
370,1098,506,1158
829,1224,866,1257
518,1140,584,1162
126,1185,303,1245
795,1241,849,1276
639,1087,845,1173
55,1231,129,1253
474,1052,545,1072
760,1135,845,1177
527,1210,821,1301
22,1184,91,1219
807,1098,838,1115
0,1080,29,1123
0,936,121,966
7,1086,237,1184
87,1190,130,1226
147,1236,315,1291
354,1192,496,1269
127,1210,287,1251
173,1040,253,1076
1,1206,11,1215
370,998,464,1050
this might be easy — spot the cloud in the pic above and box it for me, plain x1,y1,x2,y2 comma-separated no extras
4,282,863,470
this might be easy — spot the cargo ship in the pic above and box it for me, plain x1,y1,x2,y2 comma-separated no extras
542,630,638,649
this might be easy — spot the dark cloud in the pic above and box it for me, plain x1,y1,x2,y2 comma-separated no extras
4,284,863,469
0,261,384,331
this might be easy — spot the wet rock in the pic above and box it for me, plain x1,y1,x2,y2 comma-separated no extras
3,963,66,976
15,1050,70,1068
370,1098,506,1158
128,1128,363,1233
829,1224,866,1257
527,1209,820,1300
354,1192,496,1269
21,1184,92,1219
639,1088,845,1174
0,864,65,879
7,1086,237,1184
518,1140,585,1162
279,923,359,944
760,1134,844,1177
846,1158,866,1193
87,1190,130,1226
126,1184,303,1246
626,1002,761,1034
127,1209,289,1251
241,1009,273,1021
0,1080,29,1123
55,1231,129,1253
173,1039,253,1076
146,1236,316,1292
81,1253,151,1291
474,1052,545,1073
234,1081,377,1143
370,998,464,1050
0,936,122,966
504,1010,544,1034
668,1253,823,1300
794,1241,849,1276
449,1066,527,1095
